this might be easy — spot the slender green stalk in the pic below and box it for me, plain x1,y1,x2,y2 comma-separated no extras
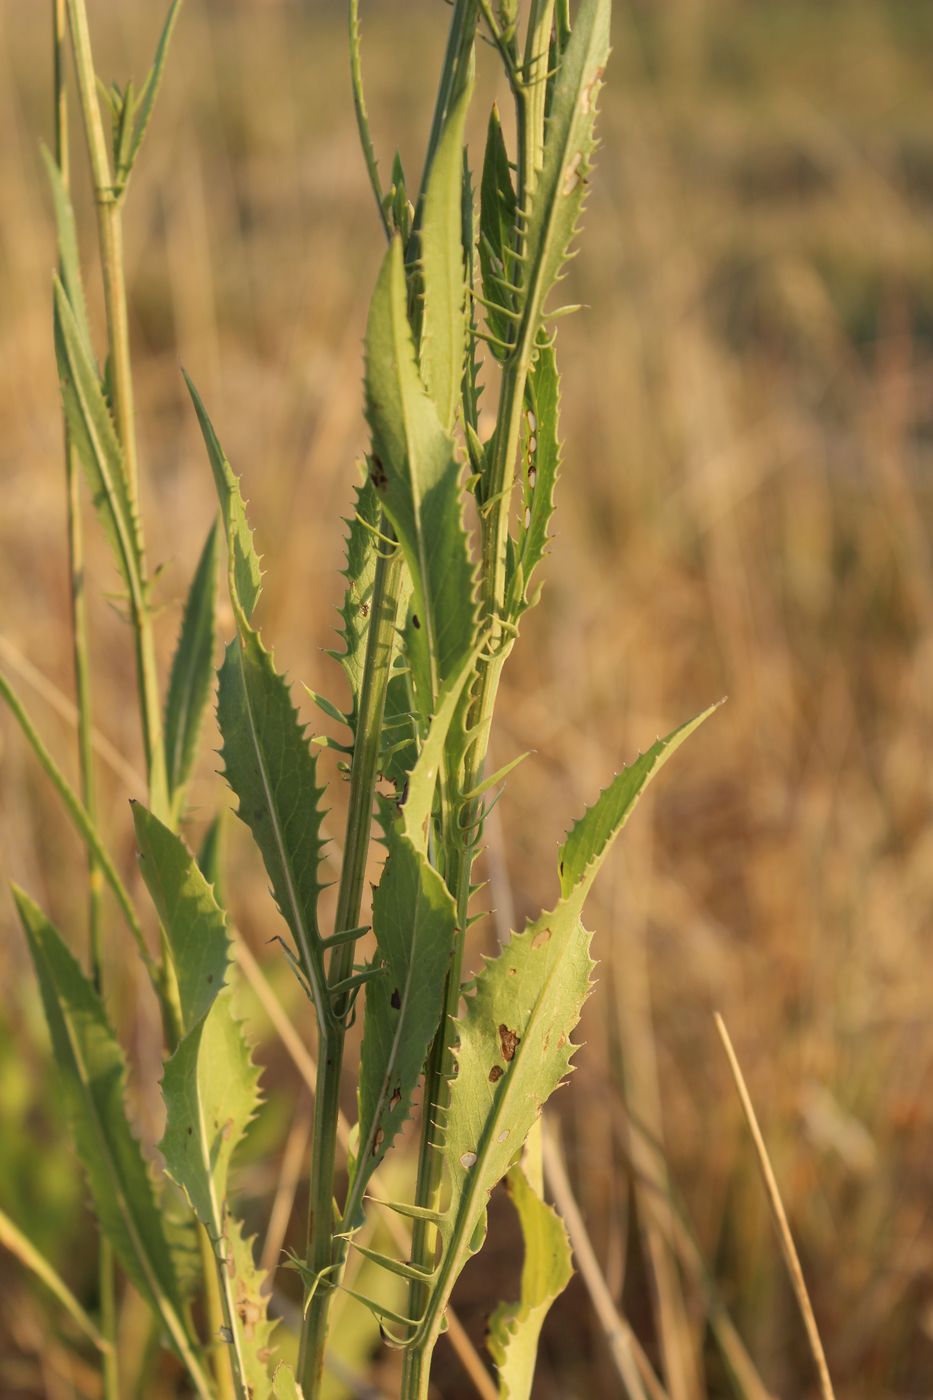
413,0,478,236
64,0,168,820
0,1205,110,1354
402,16,560,1383
53,4,116,1387
298,12,483,1390
198,1224,239,1400
297,541,403,1397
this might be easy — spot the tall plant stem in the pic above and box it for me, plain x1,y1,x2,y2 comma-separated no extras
198,1224,239,1400
297,540,403,1398
53,3,115,1393
403,12,557,1377
300,9,482,1389
64,0,168,819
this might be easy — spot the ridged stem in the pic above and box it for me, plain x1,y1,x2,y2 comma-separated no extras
64,0,168,820
53,3,114,1391
403,10,556,1385
297,539,403,1398
61,6,220,1393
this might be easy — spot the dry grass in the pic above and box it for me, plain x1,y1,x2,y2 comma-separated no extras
2,1,932,1396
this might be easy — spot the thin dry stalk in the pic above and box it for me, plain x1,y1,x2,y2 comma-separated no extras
714,1013,836,1400
542,1117,668,1400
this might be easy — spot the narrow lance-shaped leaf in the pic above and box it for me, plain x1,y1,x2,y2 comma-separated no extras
185,376,330,1032
41,146,93,354
0,1206,109,1353
164,519,218,812
217,632,330,1029
487,1163,573,1399
133,806,276,1397
420,73,472,432
13,889,208,1392
325,475,381,739
513,0,610,354
184,371,262,625
479,104,519,359
365,236,478,714
0,673,155,977
117,0,185,190
54,278,143,594
515,340,560,612
413,704,719,1347
349,651,480,1221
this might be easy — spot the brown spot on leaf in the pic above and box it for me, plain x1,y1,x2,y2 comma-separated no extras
370,455,387,489
391,987,401,1010
412,613,421,630
532,927,551,949
389,1087,402,1110
498,1025,520,1062
489,1065,504,1083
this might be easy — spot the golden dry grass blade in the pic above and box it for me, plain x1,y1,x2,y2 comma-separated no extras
715,1013,835,1400
541,1117,669,1400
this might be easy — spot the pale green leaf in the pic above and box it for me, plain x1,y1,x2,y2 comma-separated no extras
120,0,185,187
487,1165,573,1399
514,0,610,353
420,75,472,430
558,702,722,899
41,146,93,354
217,629,329,1029
415,706,716,1346
365,237,478,712
164,519,218,810
0,1205,109,1352
0,673,154,977
132,806,273,1395
54,278,142,593
479,104,518,358
133,803,229,1032
185,371,263,624
515,342,560,609
273,1363,305,1399
327,475,381,738
13,889,205,1385
351,821,457,1212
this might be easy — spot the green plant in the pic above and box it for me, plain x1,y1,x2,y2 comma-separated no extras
2,2,715,1398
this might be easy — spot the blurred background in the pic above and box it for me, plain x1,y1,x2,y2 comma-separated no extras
1,1,932,1396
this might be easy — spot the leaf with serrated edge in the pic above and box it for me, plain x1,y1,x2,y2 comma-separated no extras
365,237,477,712
417,705,718,1347
185,372,262,624
217,630,329,1029
420,74,472,430
121,0,184,186
190,378,330,1030
515,342,560,610
349,653,477,1218
13,888,203,1383
164,519,218,810
487,1163,573,1400
514,0,610,354
558,702,722,898
132,807,274,1395
42,147,93,354
479,104,518,359
351,824,457,1215
326,474,389,742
